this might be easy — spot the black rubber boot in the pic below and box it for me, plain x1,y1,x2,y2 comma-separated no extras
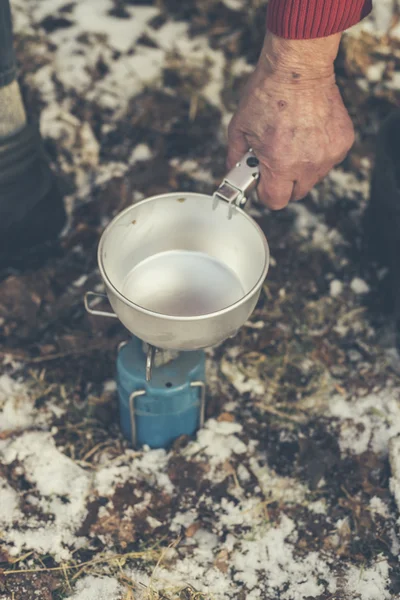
363,108,400,354
0,123,66,267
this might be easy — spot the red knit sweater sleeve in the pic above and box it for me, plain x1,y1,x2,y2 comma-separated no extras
267,0,373,39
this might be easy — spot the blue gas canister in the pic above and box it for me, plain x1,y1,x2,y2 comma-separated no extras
116,336,206,449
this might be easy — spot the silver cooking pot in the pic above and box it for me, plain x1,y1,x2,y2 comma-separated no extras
85,151,269,352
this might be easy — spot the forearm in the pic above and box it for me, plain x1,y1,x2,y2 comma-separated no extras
267,0,373,39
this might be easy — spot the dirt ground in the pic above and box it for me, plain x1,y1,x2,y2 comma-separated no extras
1,1,400,599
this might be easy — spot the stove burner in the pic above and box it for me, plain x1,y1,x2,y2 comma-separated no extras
140,342,180,381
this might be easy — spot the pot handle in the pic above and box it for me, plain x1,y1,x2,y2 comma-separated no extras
212,149,260,218
84,291,118,319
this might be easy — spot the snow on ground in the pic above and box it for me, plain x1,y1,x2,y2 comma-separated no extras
330,387,400,455
0,374,64,432
1,0,400,598
0,431,91,561
1,381,399,598
64,575,124,600
11,0,228,196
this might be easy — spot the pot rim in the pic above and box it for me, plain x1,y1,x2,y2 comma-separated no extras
97,192,270,322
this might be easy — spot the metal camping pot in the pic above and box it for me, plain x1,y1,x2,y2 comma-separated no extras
85,150,269,351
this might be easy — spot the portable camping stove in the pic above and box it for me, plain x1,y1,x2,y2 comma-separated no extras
84,150,268,450
115,337,206,449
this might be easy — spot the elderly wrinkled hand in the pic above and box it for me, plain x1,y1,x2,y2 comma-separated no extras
227,32,355,210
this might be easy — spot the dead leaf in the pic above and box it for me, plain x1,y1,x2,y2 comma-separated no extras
214,549,229,573
185,522,201,538
217,412,235,422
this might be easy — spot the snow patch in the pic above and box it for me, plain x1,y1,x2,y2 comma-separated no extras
330,279,343,298
65,575,124,600
249,456,308,505
324,169,370,203
330,389,400,456
0,375,34,432
351,277,370,295
94,448,174,497
0,432,90,561
0,479,21,525
138,525,233,598
222,0,246,10
221,357,265,396
369,496,390,518
231,515,336,599
186,419,247,467
129,143,153,165
345,558,391,600
308,499,328,514
389,435,400,512
290,203,344,251
366,61,387,83
0,375,61,432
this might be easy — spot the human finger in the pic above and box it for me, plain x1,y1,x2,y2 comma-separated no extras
257,167,294,210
